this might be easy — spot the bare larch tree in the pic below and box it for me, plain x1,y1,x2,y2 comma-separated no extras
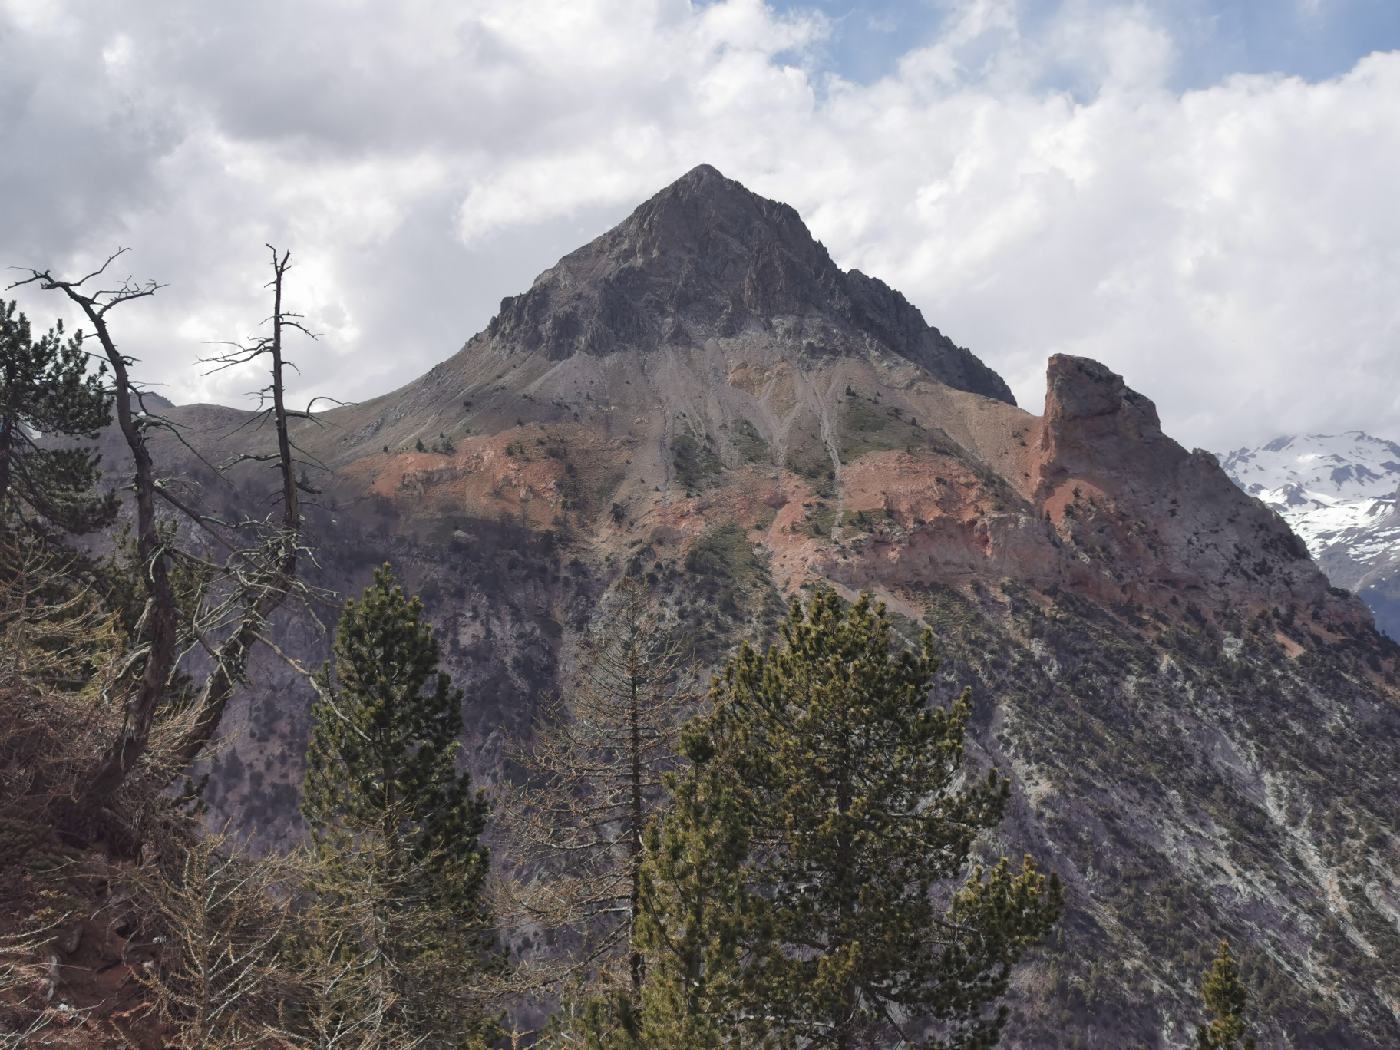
503,577,694,1008
169,245,322,773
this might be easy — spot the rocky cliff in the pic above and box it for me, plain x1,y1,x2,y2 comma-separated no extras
142,166,1400,1048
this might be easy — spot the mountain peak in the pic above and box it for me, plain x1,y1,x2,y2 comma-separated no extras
666,161,728,190
1221,429,1400,638
611,162,828,274
647,163,778,213
483,167,1015,403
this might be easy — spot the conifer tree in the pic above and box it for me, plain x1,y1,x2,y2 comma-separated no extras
1195,941,1256,1050
505,577,692,1021
0,298,115,534
632,727,749,1050
638,589,1061,1048
301,564,497,1046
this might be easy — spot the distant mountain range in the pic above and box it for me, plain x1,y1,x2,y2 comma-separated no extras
1222,432,1400,638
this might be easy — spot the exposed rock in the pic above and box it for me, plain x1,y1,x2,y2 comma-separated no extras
126,166,1400,1049
57,922,83,956
485,163,1014,402
1032,353,1339,621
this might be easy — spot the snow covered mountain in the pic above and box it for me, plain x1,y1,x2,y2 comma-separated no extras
1222,432,1400,638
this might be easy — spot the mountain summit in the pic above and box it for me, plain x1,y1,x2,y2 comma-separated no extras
483,164,1013,402
1223,431,1400,638
151,169,1400,1049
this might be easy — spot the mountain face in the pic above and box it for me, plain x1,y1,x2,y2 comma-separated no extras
145,166,1400,1048
486,164,1014,402
1223,433,1400,639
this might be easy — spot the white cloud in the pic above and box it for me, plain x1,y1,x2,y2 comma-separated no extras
1,0,1397,448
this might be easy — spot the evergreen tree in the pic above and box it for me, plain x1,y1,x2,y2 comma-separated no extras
632,726,749,1050
301,564,497,1046
638,589,1061,1048
0,298,115,534
1195,941,1256,1050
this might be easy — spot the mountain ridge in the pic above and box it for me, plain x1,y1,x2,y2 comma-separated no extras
1222,431,1400,639
131,167,1400,1048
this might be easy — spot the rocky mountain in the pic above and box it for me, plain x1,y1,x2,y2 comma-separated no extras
140,165,1400,1048
1223,433,1400,639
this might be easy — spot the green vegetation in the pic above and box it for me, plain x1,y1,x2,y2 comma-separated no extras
302,564,498,1044
633,590,1062,1046
783,432,833,486
2,265,1381,1048
803,499,839,537
1196,941,1256,1050
0,298,115,535
500,430,624,523
672,430,724,493
683,522,769,621
505,579,693,1029
841,505,897,533
684,522,761,581
0,485,1339,1049
728,418,770,464
837,393,929,460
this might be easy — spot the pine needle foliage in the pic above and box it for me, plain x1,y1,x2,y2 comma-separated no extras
632,726,750,1049
301,563,497,1046
127,829,297,1049
638,589,1062,1048
1195,941,1256,1050
0,298,115,534
0,534,121,697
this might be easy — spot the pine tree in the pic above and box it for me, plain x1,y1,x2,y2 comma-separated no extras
505,578,693,1022
638,589,1061,1048
0,298,115,534
301,564,497,1046
632,724,749,1049
1195,941,1256,1050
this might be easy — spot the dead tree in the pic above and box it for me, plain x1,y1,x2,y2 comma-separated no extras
502,577,694,1006
11,247,321,832
167,245,318,773
127,827,298,1048
11,252,176,810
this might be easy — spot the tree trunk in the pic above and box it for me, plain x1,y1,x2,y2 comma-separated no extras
82,301,179,811
0,413,14,509
0,362,17,505
168,247,300,776
628,660,645,1003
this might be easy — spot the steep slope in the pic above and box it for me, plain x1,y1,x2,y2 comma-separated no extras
131,166,1399,1049
1223,433,1400,638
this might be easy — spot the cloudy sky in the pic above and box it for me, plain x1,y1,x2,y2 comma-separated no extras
2,0,1398,450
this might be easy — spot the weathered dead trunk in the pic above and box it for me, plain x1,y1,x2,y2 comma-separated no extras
168,246,302,774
